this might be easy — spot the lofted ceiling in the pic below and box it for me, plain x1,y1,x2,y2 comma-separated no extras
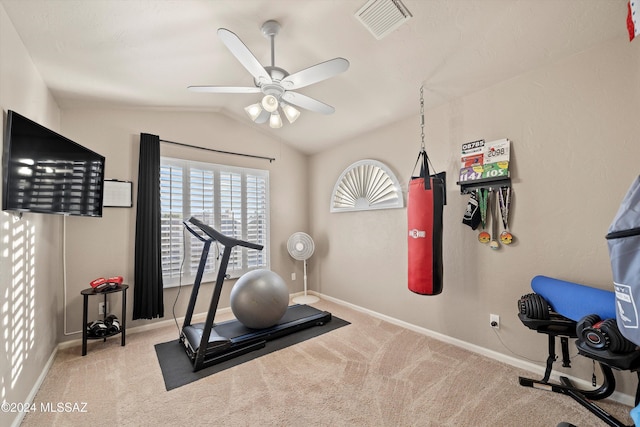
1,0,629,154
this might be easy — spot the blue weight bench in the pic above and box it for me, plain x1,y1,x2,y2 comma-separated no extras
518,275,640,427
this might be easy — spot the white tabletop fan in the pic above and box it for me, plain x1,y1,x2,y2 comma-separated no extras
287,232,319,304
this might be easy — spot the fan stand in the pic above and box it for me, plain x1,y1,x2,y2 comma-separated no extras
292,259,319,304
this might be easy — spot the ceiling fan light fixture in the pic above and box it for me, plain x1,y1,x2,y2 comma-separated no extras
281,103,300,123
244,103,262,121
269,111,283,128
261,94,279,112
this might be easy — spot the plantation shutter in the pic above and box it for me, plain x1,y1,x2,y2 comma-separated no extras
220,171,243,270
160,164,184,281
159,157,269,287
189,168,216,276
247,173,268,268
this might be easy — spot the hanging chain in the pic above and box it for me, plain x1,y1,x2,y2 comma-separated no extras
419,85,425,151
418,85,437,175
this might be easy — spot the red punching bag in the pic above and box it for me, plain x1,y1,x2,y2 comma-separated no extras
407,149,446,295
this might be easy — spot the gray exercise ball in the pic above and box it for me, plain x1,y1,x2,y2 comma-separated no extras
230,269,289,329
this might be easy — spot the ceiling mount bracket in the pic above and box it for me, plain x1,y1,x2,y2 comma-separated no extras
261,20,281,38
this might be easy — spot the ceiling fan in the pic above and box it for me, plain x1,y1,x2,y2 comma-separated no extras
188,20,349,128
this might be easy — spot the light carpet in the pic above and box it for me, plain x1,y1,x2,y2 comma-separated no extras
21,299,633,426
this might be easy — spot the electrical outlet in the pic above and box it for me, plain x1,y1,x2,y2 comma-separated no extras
291,272,296,281
490,313,500,329
99,302,108,315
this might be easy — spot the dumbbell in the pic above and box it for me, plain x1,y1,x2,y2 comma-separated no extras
104,314,121,335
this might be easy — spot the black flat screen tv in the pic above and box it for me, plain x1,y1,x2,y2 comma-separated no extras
2,110,105,217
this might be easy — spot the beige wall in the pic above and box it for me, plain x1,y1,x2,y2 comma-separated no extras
309,36,640,395
58,108,309,335
0,5,63,427
3,0,640,418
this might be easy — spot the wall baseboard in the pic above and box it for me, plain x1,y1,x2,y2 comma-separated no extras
10,346,58,427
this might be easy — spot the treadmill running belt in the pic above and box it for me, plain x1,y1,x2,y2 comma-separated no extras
183,304,331,353
214,304,327,339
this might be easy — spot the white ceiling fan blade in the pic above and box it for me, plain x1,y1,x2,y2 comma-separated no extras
188,86,262,93
217,28,272,85
281,58,350,90
282,91,335,115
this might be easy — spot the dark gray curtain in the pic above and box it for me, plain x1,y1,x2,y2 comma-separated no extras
133,133,164,319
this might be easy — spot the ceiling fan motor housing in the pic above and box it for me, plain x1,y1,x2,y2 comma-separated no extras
256,76,288,98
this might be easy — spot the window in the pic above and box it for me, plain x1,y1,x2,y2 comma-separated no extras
160,157,269,287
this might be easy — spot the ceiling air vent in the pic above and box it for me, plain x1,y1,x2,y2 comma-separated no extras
355,0,412,40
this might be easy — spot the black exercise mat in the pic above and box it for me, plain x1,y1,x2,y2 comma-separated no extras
155,315,350,391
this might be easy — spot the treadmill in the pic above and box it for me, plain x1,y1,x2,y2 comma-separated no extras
180,217,332,371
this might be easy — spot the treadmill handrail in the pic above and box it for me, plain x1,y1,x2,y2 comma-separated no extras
183,222,208,243
184,217,264,251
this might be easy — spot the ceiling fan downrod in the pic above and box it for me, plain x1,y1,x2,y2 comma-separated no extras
261,20,280,68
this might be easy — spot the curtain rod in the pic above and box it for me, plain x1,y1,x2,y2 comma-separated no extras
160,139,276,163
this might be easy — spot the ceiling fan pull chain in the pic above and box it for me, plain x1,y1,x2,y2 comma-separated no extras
419,85,425,151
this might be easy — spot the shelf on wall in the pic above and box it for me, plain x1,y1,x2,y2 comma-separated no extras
456,176,511,194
